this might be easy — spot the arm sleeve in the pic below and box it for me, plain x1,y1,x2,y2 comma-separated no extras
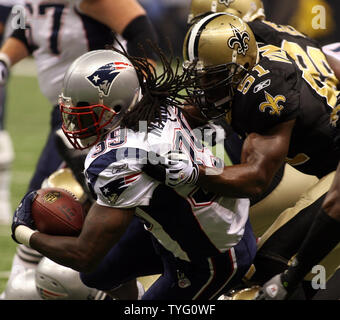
9,28,34,54
239,64,301,134
122,14,158,61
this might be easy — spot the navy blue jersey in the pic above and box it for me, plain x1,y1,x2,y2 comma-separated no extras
249,19,339,109
231,43,339,177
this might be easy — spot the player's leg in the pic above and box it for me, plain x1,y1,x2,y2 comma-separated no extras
278,163,340,296
0,65,14,224
251,171,337,285
142,220,256,300
27,105,63,192
54,128,91,198
250,164,319,237
0,244,43,299
0,126,14,224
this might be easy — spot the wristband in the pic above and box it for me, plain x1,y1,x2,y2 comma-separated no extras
0,52,11,69
14,225,38,247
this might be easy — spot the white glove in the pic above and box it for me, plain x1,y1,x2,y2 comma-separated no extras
143,150,199,188
163,151,199,187
254,274,289,300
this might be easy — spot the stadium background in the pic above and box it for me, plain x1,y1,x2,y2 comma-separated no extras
1,0,340,295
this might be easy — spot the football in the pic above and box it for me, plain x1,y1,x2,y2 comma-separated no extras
31,187,85,236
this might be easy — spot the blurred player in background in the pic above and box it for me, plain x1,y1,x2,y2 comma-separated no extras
0,0,158,299
0,0,23,224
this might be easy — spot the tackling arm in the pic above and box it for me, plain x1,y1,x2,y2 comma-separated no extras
197,120,295,199
29,203,135,273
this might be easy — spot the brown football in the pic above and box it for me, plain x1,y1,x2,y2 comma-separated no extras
31,187,85,236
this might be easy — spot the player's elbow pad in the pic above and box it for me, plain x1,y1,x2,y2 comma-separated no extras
122,15,158,61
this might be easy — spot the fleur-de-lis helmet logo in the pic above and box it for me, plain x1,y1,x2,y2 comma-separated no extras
228,24,250,56
219,0,235,6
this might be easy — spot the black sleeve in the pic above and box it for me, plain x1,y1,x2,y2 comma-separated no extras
234,59,301,135
10,28,35,54
0,5,12,24
122,15,158,61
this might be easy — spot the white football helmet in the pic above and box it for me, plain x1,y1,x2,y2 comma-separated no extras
59,50,141,150
35,257,107,300
3,269,42,300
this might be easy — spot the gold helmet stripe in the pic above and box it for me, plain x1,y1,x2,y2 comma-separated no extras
186,12,226,62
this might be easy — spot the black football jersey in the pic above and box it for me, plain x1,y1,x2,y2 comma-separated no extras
248,19,339,109
231,43,339,178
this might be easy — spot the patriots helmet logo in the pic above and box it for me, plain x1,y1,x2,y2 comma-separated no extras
228,24,250,56
87,61,132,96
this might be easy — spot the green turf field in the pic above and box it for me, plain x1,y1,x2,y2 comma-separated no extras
0,69,51,293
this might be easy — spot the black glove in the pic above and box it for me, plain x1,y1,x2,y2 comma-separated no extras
11,191,37,244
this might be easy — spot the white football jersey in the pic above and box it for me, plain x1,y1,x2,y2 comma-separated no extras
1,0,24,6
1,0,24,41
85,106,250,262
23,0,114,105
323,43,340,61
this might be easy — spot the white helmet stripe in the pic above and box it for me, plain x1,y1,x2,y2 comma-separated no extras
186,12,227,61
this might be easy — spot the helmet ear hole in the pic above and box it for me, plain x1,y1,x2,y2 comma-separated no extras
113,105,122,114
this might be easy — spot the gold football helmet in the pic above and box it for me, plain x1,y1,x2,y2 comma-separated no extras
183,13,258,118
188,0,265,24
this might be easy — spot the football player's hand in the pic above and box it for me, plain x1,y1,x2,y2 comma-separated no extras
0,60,9,86
254,274,288,300
143,151,199,187
11,191,37,244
